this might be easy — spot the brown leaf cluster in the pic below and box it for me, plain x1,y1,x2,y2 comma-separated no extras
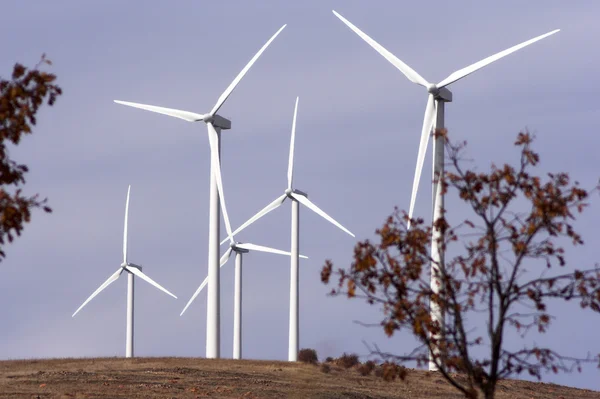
0,55,61,260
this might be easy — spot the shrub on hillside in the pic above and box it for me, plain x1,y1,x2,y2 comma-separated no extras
335,353,359,369
298,348,318,364
380,362,408,382
358,360,376,376
325,356,334,363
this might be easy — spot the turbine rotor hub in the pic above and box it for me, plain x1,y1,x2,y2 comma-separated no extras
427,83,439,95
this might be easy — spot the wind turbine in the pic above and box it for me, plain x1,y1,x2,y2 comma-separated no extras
180,181,308,360
113,24,286,358
332,9,559,370
72,185,177,358
220,97,355,361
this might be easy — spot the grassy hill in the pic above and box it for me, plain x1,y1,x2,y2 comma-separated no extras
0,357,598,398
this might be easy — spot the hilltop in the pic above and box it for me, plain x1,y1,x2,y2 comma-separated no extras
0,357,598,398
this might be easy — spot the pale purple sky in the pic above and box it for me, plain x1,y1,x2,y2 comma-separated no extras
1,0,599,391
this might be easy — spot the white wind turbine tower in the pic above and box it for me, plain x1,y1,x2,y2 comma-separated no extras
179,177,308,360
221,97,355,361
113,24,286,358
332,9,559,370
72,185,177,358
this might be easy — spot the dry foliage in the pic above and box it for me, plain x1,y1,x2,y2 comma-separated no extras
0,55,61,260
380,361,409,382
322,131,600,399
335,353,360,369
358,360,377,376
298,348,319,364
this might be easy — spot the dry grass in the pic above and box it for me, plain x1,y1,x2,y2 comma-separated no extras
0,357,598,398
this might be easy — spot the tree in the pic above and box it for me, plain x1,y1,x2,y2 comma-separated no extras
322,130,600,399
0,55,62,260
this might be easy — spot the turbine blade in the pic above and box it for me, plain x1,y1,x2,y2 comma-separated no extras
291,192,354,237
408,94,436,229
72,268,123,317
180,251,234,316
220,193,287,245
125,265,177,299
237,243,309,259
220,247,233,267
180,277,208,316
437,29,560,88
209,24,287,116
123,185,131,264
332,10,429,87
207,123,233,241
114,100,205,122
236,242,308,259
287,97,299,190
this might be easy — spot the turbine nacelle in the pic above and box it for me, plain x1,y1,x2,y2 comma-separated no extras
230,242,250,254
205,114,232,130
123,262,141,270
435,87,453,102
290,188,307,198
286,187,307,198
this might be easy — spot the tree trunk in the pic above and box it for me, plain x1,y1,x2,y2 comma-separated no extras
483,388,495,399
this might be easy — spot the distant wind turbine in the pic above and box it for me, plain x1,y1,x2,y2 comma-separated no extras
113,24,286,359
180,173,308,360
220,97,355,361
333,9,559,370
72,185,177,358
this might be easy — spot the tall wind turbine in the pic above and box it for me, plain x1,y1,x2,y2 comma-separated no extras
180,182,308,360
72,185,177,358
113,24,286,358
332,9,559,370
220,97,355,361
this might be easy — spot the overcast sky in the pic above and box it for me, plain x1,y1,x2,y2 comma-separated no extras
1,0,599,391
